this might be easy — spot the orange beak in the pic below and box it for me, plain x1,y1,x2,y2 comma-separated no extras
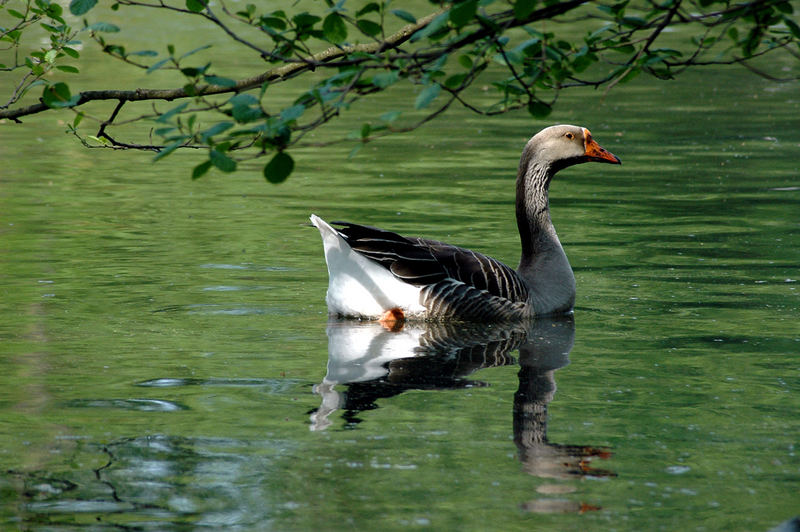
583,128,621,164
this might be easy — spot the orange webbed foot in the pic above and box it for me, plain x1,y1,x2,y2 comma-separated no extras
378,308,405,332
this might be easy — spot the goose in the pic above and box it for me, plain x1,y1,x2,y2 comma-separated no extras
311,124,620,323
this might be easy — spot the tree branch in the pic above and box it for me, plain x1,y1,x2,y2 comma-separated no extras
0,10,445,121
603,0,682,95
0,1,591,122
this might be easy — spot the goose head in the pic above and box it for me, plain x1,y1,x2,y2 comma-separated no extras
522,125,621,174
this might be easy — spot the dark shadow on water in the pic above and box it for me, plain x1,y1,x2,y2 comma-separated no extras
311,316,615,513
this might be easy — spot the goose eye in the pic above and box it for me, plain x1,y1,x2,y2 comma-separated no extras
565,132,574,140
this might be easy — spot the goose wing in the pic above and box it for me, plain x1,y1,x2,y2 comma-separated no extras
331,221,529,319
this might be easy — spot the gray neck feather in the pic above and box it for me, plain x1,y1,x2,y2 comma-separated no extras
515,153,576,315
516,160,556,262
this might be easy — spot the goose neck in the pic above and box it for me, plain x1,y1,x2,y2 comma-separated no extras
516,161,558,261
515,160,575,315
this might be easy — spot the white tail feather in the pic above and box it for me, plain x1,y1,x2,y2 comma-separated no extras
310,214,425,318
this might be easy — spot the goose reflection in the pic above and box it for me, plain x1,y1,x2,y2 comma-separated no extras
311,321,525,429
311,317,614,491
514,318,615,481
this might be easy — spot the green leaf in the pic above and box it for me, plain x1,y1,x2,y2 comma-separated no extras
587,24,614,43
237,4,256,18
494,49,523,66
128,50,158,57
87,135,111,145
4,29,22,44
47,2,64,18
611,44,636,55
444,73,467,89
42,82,80,108
527,100,551,118
280,104,305,122
192,160,213,179
104,44,126,57
69,0,97,16
458,54,473,69
7,9,26,19
85,22,120,33
785,17,800,39
146,58,170,74
41,23,63,34
210,149,237,172
29,60,45,76
411,11,449,42
357,3,380,17
293,13,321,28
56,65,80,73
572,53,594,73
621,16,646,28
204,75,237,87
200,121,234,142
513,0,537,20
260,15,287,30
156,101,189,123
264,152,294,183
380,110,401,123
63,47,81,59
356,19,382,37
493,79,526,96
73,112,84,128
650,47,682,58
372,71,399,88
348,144,362,159
230,102,261,124
179,44,212,60
610,64,640,84
229,93,259,107
21,79,46,98
153,139,186,161
186,0,206,12
450,0,478,28
391,9,416,24
323,13,347,43
181,67,203,77
415,83,441,109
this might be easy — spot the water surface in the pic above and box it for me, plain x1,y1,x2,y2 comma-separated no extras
1,30,799,532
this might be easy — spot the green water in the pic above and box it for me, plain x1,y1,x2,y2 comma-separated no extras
2,20,799,532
